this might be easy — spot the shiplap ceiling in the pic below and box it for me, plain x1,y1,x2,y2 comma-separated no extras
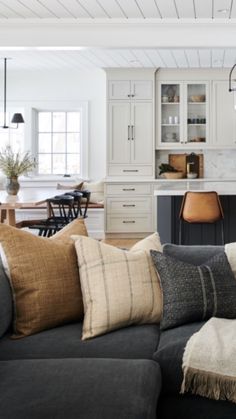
0,0,235,20
0,48,235,70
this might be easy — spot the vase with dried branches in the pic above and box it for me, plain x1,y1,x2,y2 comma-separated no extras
0,146,35,195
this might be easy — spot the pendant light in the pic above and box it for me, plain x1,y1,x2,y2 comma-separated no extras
229,63,236,109
1,57,24,129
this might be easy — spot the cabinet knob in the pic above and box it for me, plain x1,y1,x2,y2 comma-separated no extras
127,94,131,97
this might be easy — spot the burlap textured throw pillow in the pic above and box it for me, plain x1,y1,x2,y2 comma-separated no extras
0,221,87,338
73,235,161,340
50,218,88,243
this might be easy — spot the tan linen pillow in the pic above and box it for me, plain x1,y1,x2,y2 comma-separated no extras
82,180,104,204
50,219,88,243
57,181,83,190
0,223,86,338
73,235,161,340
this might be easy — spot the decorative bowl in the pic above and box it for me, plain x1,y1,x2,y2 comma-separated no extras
190,95,205,102
163,172,184,179
187,172,198,179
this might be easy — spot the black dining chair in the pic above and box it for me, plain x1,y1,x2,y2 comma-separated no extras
29,194,75,237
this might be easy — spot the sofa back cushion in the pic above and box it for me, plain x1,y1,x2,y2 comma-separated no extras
163,244,224,265
0,255,12,338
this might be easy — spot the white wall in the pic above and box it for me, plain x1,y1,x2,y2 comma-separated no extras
2,68,106,180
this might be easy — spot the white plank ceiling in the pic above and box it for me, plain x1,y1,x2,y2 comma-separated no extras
0,48,235,70
0,0,235,20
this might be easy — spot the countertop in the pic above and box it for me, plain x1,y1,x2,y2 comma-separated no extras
153,180,236,196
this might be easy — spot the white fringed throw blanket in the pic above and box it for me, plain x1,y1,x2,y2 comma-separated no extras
181,317,236,403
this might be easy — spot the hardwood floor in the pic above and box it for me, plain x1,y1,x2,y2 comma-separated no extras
102,238,140,249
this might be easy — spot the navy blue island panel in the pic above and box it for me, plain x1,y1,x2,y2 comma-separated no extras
157,195,236,245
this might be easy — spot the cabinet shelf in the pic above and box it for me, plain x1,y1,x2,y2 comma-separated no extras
161,124,180,126
188,102,206,105
187,124,206,126
161,102,179,105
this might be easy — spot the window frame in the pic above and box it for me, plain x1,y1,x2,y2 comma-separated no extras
32,101,88,179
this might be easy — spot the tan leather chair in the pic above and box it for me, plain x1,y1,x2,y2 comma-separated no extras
179,191,224,244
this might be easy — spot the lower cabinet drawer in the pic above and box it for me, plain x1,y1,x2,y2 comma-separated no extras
108,165,153,177
106,183,152,195
106,215,153,233
106,197,152,214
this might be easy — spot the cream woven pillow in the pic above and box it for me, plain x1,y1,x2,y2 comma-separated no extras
73,235,162,340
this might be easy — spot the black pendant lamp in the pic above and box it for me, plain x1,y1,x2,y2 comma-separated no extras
1,58,24,129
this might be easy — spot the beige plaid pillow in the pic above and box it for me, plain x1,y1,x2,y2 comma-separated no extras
74,235,162,340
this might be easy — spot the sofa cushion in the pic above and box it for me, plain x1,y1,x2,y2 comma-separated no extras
0,255,12,338
157,395,236,419
151,251,236,330
0,358,161,419
0,223,86,338
74,236,161,339
0,322,160,361
154,322,205,395
163,244,224,265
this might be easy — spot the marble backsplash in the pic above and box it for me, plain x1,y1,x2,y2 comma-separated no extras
155,149,236,179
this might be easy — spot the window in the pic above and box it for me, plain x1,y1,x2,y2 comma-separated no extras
36,105,88,177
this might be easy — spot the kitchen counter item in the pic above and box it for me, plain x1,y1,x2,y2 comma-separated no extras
168,153,204,178
163,172,184,179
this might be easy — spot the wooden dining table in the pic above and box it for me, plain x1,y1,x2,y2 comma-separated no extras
0,188,62,227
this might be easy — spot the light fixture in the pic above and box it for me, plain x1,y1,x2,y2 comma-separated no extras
1,57,24,129
228,64,236,109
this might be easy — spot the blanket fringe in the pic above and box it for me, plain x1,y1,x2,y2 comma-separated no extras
181,367,236,404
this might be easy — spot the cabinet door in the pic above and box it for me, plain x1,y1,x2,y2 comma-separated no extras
130,102,153,164
158,82,183,147
184,81,209,146
108,81,131,99
108,102,131,164
213,81,236,147
131,81,153,100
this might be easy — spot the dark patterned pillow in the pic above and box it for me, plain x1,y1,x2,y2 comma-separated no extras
150,250,236,331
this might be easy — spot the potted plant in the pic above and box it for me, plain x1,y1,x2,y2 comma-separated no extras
159,163,184,179
0,145,35,195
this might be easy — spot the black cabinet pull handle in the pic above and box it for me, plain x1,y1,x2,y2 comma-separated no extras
123,204,135,207
123,221,135,224
122,188,135,191
123,169,139,172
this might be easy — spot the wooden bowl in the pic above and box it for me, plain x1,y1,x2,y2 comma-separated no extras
163,172,184,179
190,95,205,102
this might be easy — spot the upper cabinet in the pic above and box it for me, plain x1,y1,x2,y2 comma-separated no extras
157,81,209,149
213,81,236,147
108,80,153,100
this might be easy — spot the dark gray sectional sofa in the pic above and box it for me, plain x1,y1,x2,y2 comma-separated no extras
1,245,236,419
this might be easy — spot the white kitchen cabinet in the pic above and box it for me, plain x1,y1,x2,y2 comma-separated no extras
108,80,153,100
105,182,154,236
213,81,236,147
157,81,209,149
108,101,153,173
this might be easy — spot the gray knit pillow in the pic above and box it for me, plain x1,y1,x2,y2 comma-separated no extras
150,251,236,331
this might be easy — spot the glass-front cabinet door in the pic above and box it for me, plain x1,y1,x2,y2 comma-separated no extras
185,82,209,146
159,83,183,146
157,81,209,148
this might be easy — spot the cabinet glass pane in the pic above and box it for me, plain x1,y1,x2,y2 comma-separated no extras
161,84,180,144
187,84,206,144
